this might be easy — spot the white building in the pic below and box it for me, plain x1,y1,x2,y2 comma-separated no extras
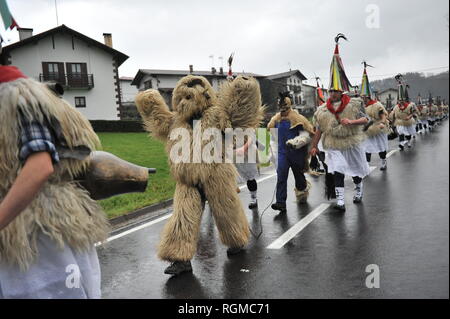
2,25,129,120
119,76,138,103
376,88,397,111
132,66,263,109
267,70,307,106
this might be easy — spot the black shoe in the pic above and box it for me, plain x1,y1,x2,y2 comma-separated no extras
164,261,192,275
271,203,287,213
227,246,244,256
399,144,404,151
380,165,387,171
333,203,346,212
248,202,258,209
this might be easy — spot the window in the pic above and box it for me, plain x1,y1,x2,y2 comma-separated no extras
48,63,59,81
66,62,88,87
75,97,86,108
42,62,65,83
144,80,152,89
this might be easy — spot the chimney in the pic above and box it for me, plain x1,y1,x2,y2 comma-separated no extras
219,67,224,75
103,33,113,48
211,67,216,74
189,65,193,73
18,28,33,41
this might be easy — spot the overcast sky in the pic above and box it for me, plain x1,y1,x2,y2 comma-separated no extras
3,0,449,86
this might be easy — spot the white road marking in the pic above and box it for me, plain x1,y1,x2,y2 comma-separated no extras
98,214,172,245
239,172,276,190
267,203,331,249
102,171,277,244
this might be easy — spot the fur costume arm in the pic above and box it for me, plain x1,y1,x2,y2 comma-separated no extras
216,76,265,129
135,89,174,141
286,131,312,149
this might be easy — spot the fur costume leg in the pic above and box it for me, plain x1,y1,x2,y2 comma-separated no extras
158,183,204,262
203,173,250,249
294,180,311,204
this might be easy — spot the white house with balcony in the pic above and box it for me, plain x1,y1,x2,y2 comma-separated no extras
1,25,129,120
267,70,307,106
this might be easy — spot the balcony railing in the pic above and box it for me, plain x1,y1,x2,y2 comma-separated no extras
39,73,94,89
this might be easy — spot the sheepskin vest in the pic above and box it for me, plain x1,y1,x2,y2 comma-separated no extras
365,101,389,137
392,102,416,127
267,109,315,134
0,78,110,270
314,97,365,150
429,104,438,117
418,106,429,120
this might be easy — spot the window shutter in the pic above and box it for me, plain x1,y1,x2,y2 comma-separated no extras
66,63,73,86
42,62,49,81
81,63,88,86
57,62,65,85
66,63,73,76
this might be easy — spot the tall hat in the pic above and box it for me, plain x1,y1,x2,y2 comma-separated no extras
315,77,326,106
360,61,374,98
428,92,434,104
328,33,352,92
227,52,234,79
395,74,410,102
436,96,442,105
417,93,423,105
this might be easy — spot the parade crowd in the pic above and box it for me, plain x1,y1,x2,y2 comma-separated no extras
0,33,448,297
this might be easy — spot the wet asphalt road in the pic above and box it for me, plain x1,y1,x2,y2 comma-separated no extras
98,121,449,299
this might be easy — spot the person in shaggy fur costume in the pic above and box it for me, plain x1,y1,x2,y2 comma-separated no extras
310,34,370,212
0,65,110,298
135,74,264,275
267,92,314,214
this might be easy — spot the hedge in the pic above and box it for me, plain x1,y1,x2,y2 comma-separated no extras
90,120,145,132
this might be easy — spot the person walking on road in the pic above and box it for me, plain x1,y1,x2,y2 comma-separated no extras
360,62,390,171
310,34,370,212
268,92,315,214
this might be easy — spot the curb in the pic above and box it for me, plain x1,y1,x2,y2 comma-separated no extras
109,198,173,228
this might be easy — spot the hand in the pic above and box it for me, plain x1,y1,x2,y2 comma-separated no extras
309,146,318,156
340,118,353,126
379,123,385,129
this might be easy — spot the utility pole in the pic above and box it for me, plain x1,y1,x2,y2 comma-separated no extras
55,0,59,26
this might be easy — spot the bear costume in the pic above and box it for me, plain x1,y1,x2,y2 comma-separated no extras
135,75,264,275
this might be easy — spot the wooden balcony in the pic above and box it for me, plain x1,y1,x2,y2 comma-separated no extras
39,73,94,89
